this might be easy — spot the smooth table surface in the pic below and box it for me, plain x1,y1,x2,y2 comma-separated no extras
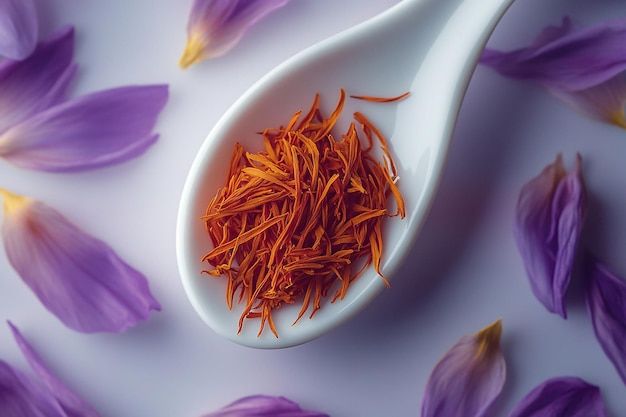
1,0,625,416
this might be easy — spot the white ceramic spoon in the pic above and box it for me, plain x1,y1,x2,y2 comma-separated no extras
177,0,514,348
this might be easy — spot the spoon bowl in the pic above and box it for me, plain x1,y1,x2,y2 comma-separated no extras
177,0,514,348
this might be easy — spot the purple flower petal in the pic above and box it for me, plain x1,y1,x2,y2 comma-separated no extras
481,17,626,90
8,322,100,417
0,360,67,417
0,0,38,60
0,27,76,134
0,84,168,172
551,73,626,128
585,255,626,385
514,155,586,318
481,18,626,128
180,0,290,68
203,395,329,417
421,320,506,417
0,189,161,333
509,377,607,417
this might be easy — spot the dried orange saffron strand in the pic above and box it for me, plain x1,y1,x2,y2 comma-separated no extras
202,89,406,337
350,91,411,103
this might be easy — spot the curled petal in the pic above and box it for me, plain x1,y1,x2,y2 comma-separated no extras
0,27,76,134
421,320,506,417
203,395,329,417
0,85,168,172
0,0,38,60
509,377,607,417
481,17,626,90
9,322,100,417
0,360,67,417
585,255,626,384
514,155,585,318
481,17,626,128
0,189,161,333
180,0,290,68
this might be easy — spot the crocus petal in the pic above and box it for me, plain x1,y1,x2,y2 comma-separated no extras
180,0,290,68
203,395,329,417
0,360,66,417
8,322,100,417
421,320,506,417
0,27,76,134
509,377,607,417
551,73,626,127
0,0,38,60
0,85,168,172
585,255,626,385
0,189,161,333
514,155,586,318
481,18,626,128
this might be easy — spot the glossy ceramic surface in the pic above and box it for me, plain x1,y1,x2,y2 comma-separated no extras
177,0,514,348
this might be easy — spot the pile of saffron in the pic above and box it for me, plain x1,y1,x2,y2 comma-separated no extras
202,89,406,337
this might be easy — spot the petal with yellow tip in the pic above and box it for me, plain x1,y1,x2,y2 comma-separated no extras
180,0,290,69
552,74,626,129
0,189,161,333
421,321,506,417
179,34,206,69
482,17,626,130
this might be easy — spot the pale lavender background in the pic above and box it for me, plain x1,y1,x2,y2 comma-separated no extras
0,0,625,416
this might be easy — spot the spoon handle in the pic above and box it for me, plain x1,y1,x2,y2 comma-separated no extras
395,0,514,23
388,0,516,137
